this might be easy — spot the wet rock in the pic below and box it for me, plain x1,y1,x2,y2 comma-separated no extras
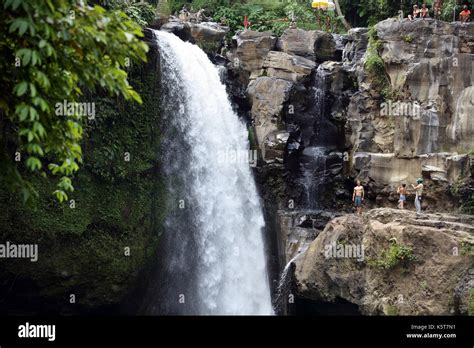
189,22,229,54
160,18,192,42
277,210,338,263
160,17,229,54
343,28,369,64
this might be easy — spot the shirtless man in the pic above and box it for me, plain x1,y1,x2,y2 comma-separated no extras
397,183,407,209
352,180,365,216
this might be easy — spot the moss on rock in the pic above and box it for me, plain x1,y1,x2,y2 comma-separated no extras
0,47,164,314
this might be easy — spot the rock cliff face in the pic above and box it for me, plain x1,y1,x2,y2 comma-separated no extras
294,208,474,315
227,20,473,214
346,20,474,211
154,15,229,55
223,20,473,314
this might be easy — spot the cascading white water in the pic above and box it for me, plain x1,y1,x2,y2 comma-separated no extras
153,30,273,315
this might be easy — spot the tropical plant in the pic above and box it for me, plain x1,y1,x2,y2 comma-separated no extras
0,0,148,202
368,240,416,270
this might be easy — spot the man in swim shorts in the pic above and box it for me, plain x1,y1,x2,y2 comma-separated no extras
352,180,365,216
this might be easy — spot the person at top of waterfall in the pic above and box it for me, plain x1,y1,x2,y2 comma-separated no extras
397,183,407,210
352,180,365,216
409,5,421,20
412,178,424,215
420,3,430,18
460,5,471,22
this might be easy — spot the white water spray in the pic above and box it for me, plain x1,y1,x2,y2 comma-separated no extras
153,30,273,315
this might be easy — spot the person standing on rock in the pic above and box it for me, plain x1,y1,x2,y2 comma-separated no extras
397,183,407,209
412,178,424,215
353,180,365,216
460,5,471,22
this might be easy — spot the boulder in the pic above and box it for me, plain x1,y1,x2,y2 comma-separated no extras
277,29,338,62
263,51,316,82
233,31,277,73
160,17,229,54
422,164,448,182
294,208,474,315
160,18,192,42
189,22,229,54
248,77,293,152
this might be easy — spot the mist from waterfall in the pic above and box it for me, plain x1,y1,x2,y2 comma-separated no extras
147,30,273,315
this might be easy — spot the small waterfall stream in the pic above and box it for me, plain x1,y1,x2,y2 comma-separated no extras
298,67,332,210
144,31,273,315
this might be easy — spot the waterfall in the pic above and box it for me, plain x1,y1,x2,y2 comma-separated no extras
148,30,273,315
298,67,330,209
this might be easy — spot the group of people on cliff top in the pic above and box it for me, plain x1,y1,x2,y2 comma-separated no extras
352,179,424,216
408,2,471,22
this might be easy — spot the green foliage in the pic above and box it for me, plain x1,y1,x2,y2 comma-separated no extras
365,26,393,99
161,0,465,29
355,0,396,26
213,1,293,37
460,241,474,257
0,0,148,202
108,0,157,26
369,240,416,270
248,126,257,151
339,0,432,27
441,0,459,22
0,60,164,310
385,304,399,316
157,0,173,15
461,194,474,215
451,177,474,215
160,0,346,37
403,35,413,43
